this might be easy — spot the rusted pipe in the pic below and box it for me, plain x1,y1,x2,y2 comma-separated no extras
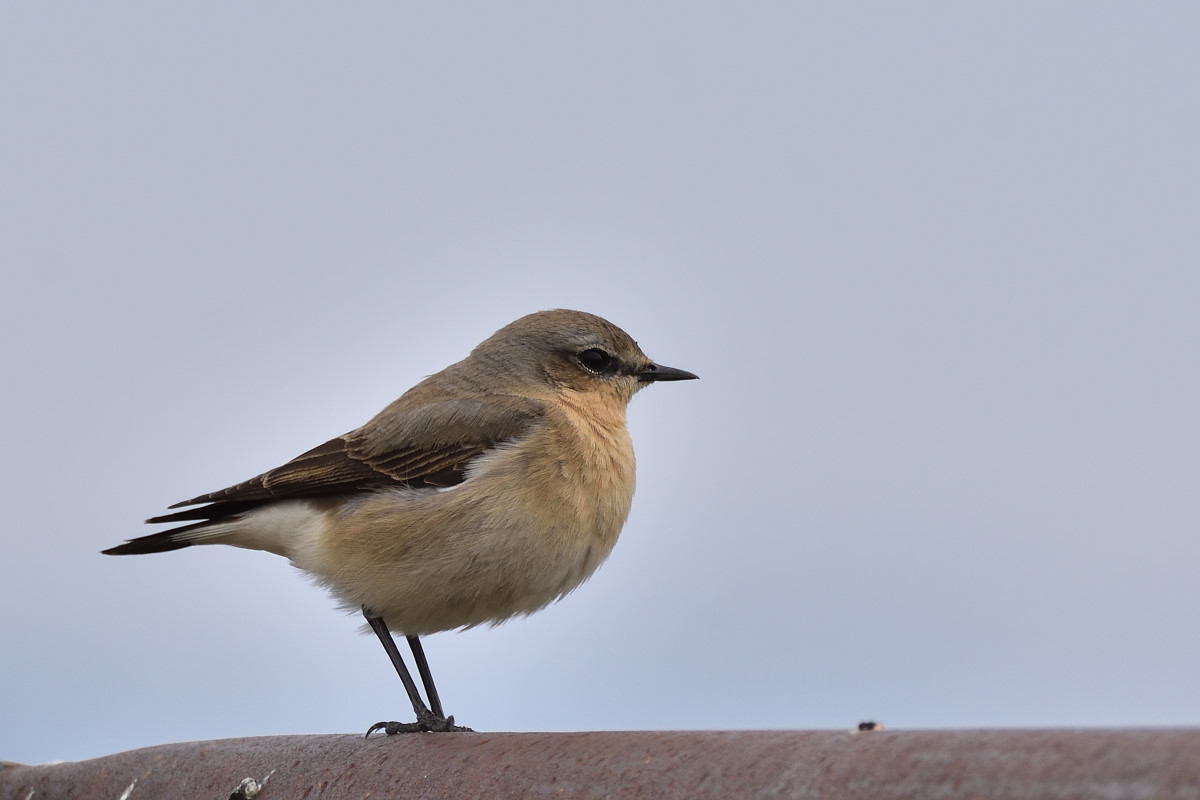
3,729,1197,799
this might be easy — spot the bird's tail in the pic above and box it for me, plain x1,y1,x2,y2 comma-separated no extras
102,523,209,555
102,505,253,556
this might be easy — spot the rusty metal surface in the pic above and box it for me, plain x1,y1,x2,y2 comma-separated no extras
3,729,1198,800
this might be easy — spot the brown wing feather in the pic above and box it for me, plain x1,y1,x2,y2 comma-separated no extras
154,396,543,519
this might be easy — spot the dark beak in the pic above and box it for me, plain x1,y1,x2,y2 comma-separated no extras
638,362,699,382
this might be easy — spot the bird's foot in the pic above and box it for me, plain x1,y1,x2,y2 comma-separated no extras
365,710,472,737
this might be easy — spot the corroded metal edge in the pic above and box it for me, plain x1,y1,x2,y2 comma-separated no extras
3,729,1199,800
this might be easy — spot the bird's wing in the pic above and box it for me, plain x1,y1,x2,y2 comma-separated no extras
148,396,544,523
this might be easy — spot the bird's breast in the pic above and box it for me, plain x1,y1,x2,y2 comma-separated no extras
305,405,638,635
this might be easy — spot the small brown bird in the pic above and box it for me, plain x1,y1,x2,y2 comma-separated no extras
104,309,697,734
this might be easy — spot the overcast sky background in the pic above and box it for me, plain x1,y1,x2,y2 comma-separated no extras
3,4,1198,766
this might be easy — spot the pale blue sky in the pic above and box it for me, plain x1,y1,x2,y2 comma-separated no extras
3,3,1198,765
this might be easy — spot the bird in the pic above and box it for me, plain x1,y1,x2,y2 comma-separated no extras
103,309,698,735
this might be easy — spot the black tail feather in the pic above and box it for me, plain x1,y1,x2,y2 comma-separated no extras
102,516,240,556
102,531,195,556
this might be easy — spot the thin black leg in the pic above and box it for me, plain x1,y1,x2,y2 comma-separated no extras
364,610,429,718
407,636,444,718
361,607,471,736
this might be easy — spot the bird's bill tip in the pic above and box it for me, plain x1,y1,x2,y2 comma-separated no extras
638,363,699,382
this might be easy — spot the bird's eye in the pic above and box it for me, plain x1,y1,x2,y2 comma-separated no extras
578,348,613,373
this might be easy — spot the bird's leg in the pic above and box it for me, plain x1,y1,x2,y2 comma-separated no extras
407,635,444,718
361,607,470,736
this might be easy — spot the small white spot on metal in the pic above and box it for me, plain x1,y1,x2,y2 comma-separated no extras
228,768,276,800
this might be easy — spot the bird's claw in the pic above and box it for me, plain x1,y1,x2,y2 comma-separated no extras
365,711,472,737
